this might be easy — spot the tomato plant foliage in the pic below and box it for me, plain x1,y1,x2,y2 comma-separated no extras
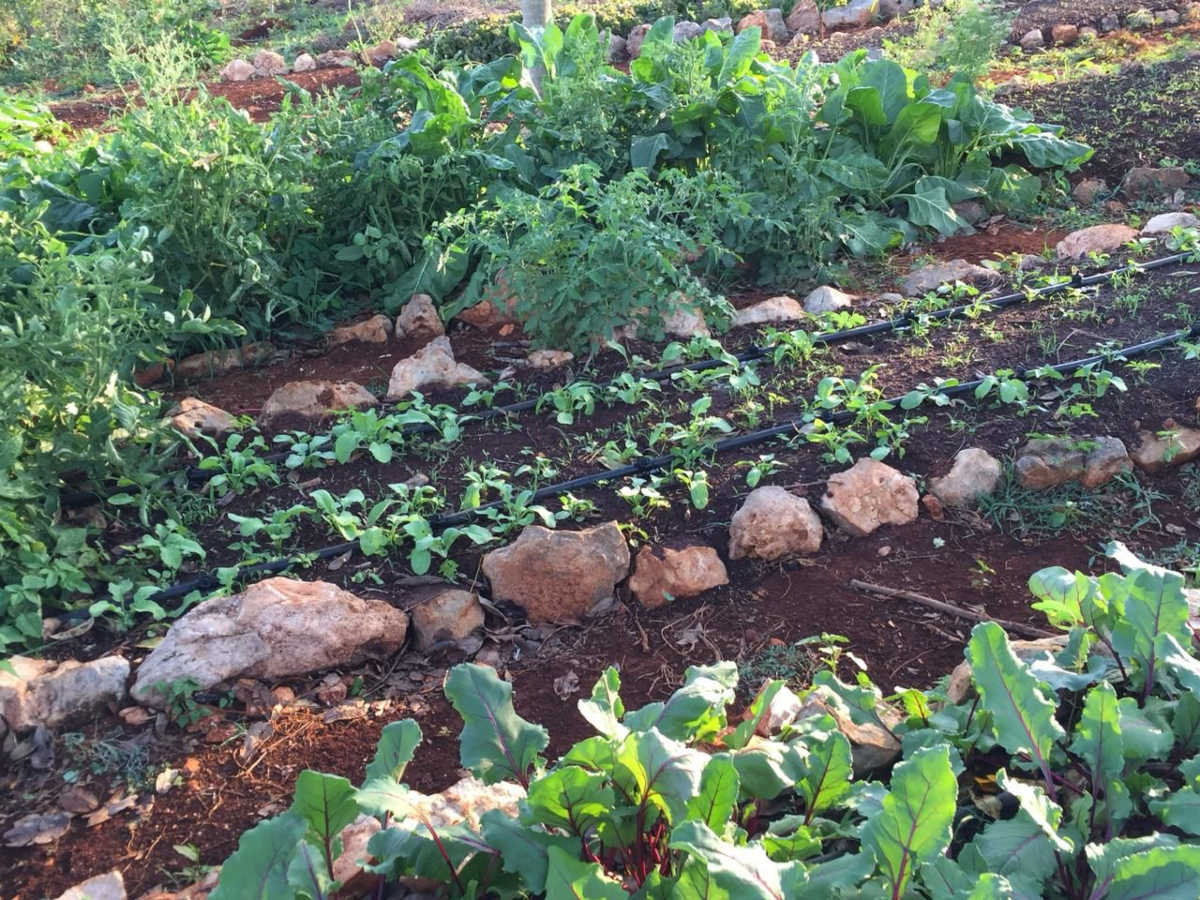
211,546,1200,899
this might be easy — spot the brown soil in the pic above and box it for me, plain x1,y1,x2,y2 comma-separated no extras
1011,0,1185,34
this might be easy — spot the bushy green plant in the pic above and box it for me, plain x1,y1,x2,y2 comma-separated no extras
883,0,1013,83
210,545,1200,899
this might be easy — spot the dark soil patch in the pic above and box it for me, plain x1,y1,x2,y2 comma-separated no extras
1011,0,1185,34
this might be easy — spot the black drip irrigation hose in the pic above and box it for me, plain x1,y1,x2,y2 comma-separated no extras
142,320,1200,605
57,251,1194,509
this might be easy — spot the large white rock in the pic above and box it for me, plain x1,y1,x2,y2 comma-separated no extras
803,286,855,315
628,544,729,607
821,458,918,537
729,486,824,560
732,296,807,327
1142,212,1200,235
169,398,237,439
410,589,485,650
928,448,1001,508
219,59,255,82
386,336,489,400
131,578,408,706
258,380,378,429
822,0,879,29
395,294,445,342
293,52,317,72
1,655,129,735
1056,224,1138,259
251,49,288,77
55,871,126,900
902,259,1000,296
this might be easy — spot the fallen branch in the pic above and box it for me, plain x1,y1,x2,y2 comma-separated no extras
847,579,1057,640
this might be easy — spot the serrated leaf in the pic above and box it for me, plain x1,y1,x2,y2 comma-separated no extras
445,663,549,786
364,720,421,783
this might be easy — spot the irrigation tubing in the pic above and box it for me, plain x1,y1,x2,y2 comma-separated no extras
141,320,1200,604
57,250,1195,509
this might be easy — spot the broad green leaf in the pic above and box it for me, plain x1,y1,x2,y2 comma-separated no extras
287,840,338,900
1108,845,1200,900
819,150,891,191
291,772,358,855
670,820,807,898
544,845,626,900
860,744,957,898
578,666,627,739
1108,542,1191,687
860,58,911,122
1155,632,1200,695
622,663,735,744
966,622,1064,779
525,766,614,835
730,739,805,801
966,874,1016,899
1150,787,1200,836
210,812,307,900
365,719,422,783
762,815,821,863
846,86,887,127
797,731,854,821
1174,694,1200,752
1086,835,1180,887
631,133,670,170
881,102,942,157
717,27,760,85
615,728,708,824
904,186,969,237
481,810,577,894
1069,682,1124,790
445,663,549,785
727,680,783,751
1117,697,1173,761
685,754,739,830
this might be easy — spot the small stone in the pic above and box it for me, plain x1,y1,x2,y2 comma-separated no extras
1072,178,1107,206
169,398,237,439
664,302,711,338
928,448,1002,508
251,49,288,77
673,21,704,42
175,343,273,380
1131,423,1200,474
732,295,807,327
293,53,316,72
953,200,988,225
1056,224,1139,260
879,0,915,18
821,459,919,538
627,23,653,59
1080,437,1131,489
628,544,729,608
131,578,408,706
1142,212,1200,236
802,285,855,315
1079,26,1099,41
220,59,255,82
404,776,525,831
54,871,126,900
315,49,355,68
258,380,378,430
822,0,880,29
1020,28,1045,50
1122,166,1190,200
526,349,574,370
922,494,946,521
701,16,733,33
1050,23,1079,45
902,259,999,296
395,294,444,342
482,522,630,624
735,9,789,44
878,292,904,305
386,336,489,400
606,32,627,62
365,39,398,65
329,314,393,346
729,486,824,560
1015,438,1085,489
119,706,154,726
795,694,900,776
270,685,295,705
411,589,485,650
1156,9,1181,25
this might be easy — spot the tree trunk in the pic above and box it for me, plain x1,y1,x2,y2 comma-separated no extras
522,0,552,28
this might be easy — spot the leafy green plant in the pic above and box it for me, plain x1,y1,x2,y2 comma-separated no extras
883,0,1013,83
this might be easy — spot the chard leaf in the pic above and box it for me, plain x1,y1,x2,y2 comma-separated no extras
615,728,708,824
967,874,1016,899
290,772,358,856
670,820,807,898
1155,632,1200,694
1173,694,1200,753
860,744,957,898
797,730,854,821
1108,542,1191,689
482,811,577,895
1117,698,1173,761
1028,567,1095,628
622,663,735,744
860,58,911,122
1086,835,1180,887
364,719,421,783
685,754,740,830
965,772,1073,887
1069,682,1124,790
966,622,1064,782
730,739,805,801
286,840,338,900
544,845,626,899
210,812,308,900
445,663,549,786
1150,788,1200,836
524,766,614,835
727,680,783,750
1107,845,1200,900
762,815,821,862
577,666,627,739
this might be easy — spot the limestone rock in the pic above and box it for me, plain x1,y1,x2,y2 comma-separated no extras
673,21,704,42
251,50,288,77
315,49,355,68
1051,23,1079,45
785,0,820,33
406,776,525,831
796,695,900,776
365,39,398,65
55,871,126,900
175,342,273,380
411,589,485,650
803,285,855,315
736,9,789,43
169,398,237,439
1015,438,1086,489
606,32,627,62
729,486,824,560
1072,178,1107,206
131,578,408,705
1080,436,1131,488
1056,224,1138,259
628,544,729,608
1020,28,1045,50
395,294,445,342
1156,9,1181,25
332,815,381,893
748,679,804,737
823,0,879,29
953,199,988,225
1,655,129,735
821,458,919,537
1142,212,1200,236
879,0,914,17
293,52,316,72
627,23,653,58
1131,423,1200,474
258,380,377,430
220,59,255,82
385,336,489,400
701,17,733,33
330,314,393,346
482,522,630,624
928,448,1002,508
732,295,807,327
1079,26,1099,41
902,259,999,296
1122,166,1190,200
526,349,574,370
